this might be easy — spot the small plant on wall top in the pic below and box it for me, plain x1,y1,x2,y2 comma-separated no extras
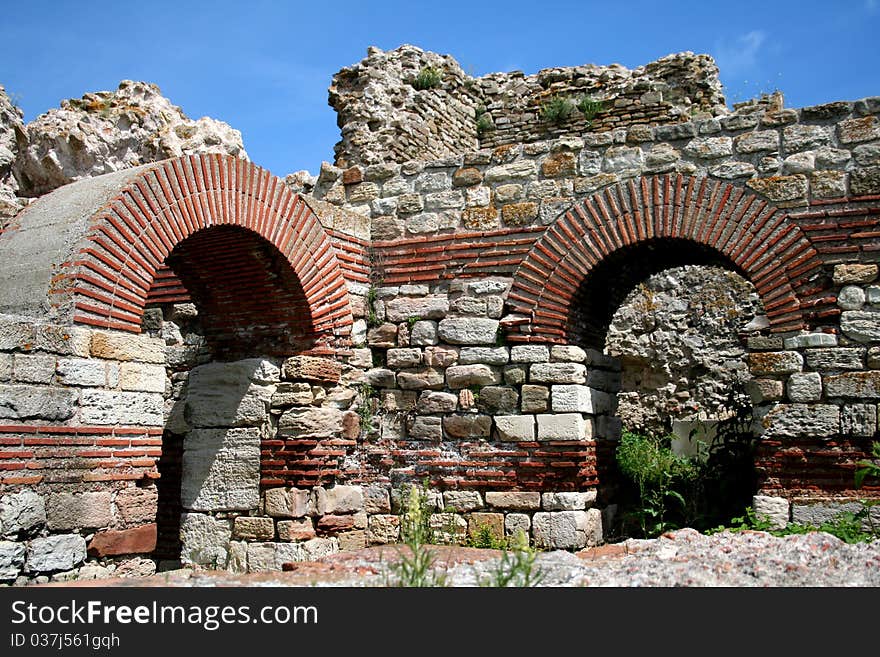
475,104,493,136
412,66,443,90
539,95,575,125
576,95,604,125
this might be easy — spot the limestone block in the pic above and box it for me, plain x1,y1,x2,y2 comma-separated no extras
406,415,442,440
385,295,449,322
180,513,231,567
365,368,396,388
12,354,55,383
272,382,314,406
841,404,877,437
81,390,164,426
458,346,509,366
747,351,803,375
468,512,504,540
437,318,500,345
684,136,733,159
0,490,46,537
367,323,397,348
119,362,166,393
423,346,459,367
47,492,113,531
410,320,438,346
542,491,597,511
530,362,587,384
477,386,519,413
550,345,587,363
181,428,261,512
824,371,880,398
485,492,540,511
752,495,789,530
493,414,535,441
841,310,880,343
786,372,823,403
450,361,506,389
233,516,275,541
782,333,838,349
761,404,840,438
735,130,779,153
505,513,531,536
277,406,343,437
510,345,550,363
804,348,865,370
442,491,483,512
746,379,784,403
417,390,458,414
338,531,367,551
551,385,612,413
281,356,340,383
277,518,316,541
837,286,866,310
386,348,422,368
0,384,76,421
56,358,107,386
833,264,878,285
90,331,165,363
396,367,445,390
532,510,602,549
381,389,417,411
367,515,400,544
115,487,158,525
784,124,832,151
521,385,549,412
536,413,591,441
303,537,338,561
484,160,536,183
0,541,25,580
26,534,87,572
316,486,364,515
428,513,467,544
443,414,492,438
503,364,527,385
32,325,91,357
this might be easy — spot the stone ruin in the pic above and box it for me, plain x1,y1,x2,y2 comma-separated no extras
0,44,877,583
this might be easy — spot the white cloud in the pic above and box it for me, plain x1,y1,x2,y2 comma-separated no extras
714,30,767,78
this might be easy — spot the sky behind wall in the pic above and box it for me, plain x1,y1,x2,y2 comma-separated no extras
1,0,878,178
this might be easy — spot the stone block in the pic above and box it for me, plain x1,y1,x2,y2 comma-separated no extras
81,390,164,426
476,386,519,413
410,320,438,346
277,518,316,541
364,486,391,514
417,390,458,414
841,404,877,437
381,389,417,411
47,492,113,531
446,364,503,388
0,384,76,421
747,351,803,375
406,415,442,440
12,354,55,383
33,325,92,357
264,488,312,518
505,513,531,536
485,492,541,511
493,414,535,441
442,491,483,512
233,516,275,541
56,358,107,386
510,345,550,363
437,318,500,345
752,495,789,530
530,362,587,384
782,333,838,349
397,367,445,390
26,534,87,572
316,486,364,515
367,323,397,348
90,331,165,363
423,346,459,367
542,491,597,511
226,541,247,574
272,382,314,406
180,513,231,567
338,530,367,551
468,512,505,541
841,310,880,343
367,515,399,545
503,364,527,385
824,371,880,398
115,487,158,525
428,513,468,544
0,541,25,580
761,404,840,438
0,490,46,536
550,345,587,363
786,372,822,403
365,368,396,388
551,385,611,413
386,348,422,369
745,378,784,403
277,407,343,437
303,537,338,561
88,524,157,556
837,286,866,311
804,348,865,371
246,543,280,572
181,428,261,512
536,413,591,441
532,510,602,549
282,356,341,383
833,264,878,285
385,295,449,323
458,346,509,366
443,414,492,438
521,385,549,412
119,362,166,393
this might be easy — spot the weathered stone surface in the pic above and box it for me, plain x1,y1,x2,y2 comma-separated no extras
746,378,784,403
824,371,880,398
88,524,157,556
532,510,602,549
748,351,803,375
367,515,400,544
505,513,531,536
26,534,87,572
282,356,341,383
804,348,865,371
264,488,312,518
277,407,343,437
838,285,867,310
277,518,316,541
181,428,261,512
510,345,550,363
183,361,275,428
115,487,158,525
397,367,445,390
551,385,611,413
12,354,55,383
428,513,468,544
443,414,492,438
458,346,509,366
485,492,540,511
316,486,364,515
537,413,591,441
56,358,107,386
833,264,878,285
542,491,597,511
708,161,756,179
501,201,539,225
476,386,519,413
81,390,164,426
233,516,275,541
446,364,503,388
493,414,535,441
437,318,500,345
810,170,846,198
468,512,505,540
417,390,458,414
381,389,417,411
746,174,807,203
735,130,779,153
385,295,449,322
0,490,46,536
442,491,483,512
550,345,587,363
761,404,840,438
410,320,439,346
752,495,789,530
406,414,442,440
90,331,164,363
503,364,527,386
0,384,77,421
180,513,231,567
386,348,422,369
272,382,315,406
841,310,880,343
0,541,25,580
47,492,113,530
367,323,398,348
521,385,549,412
841,404,878,437
786,372,822,403
363,486,391,515
119,362,166,393
684,136,732,159
838,116,880,144
423,346,459,368
530,362,587,384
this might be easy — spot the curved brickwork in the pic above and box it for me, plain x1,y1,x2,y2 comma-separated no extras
507,175,826,343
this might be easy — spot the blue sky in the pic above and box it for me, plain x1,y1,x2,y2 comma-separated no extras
1,0,878,178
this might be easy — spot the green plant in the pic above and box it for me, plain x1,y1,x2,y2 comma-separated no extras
406,315,421,329
480,530,544,587
467,523,508,550
475,104,493,136
855,441,880,489
357,383,376,434
366,285,381,328
387,481,445,587
576,95,603,125
539,95,575,125
468,384,481,403
708,504,879,544
412,66,443,91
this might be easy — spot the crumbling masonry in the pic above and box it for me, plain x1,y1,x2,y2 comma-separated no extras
0,45,877,582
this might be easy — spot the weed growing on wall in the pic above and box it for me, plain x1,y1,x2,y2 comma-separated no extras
412,66,443,90
539,95,575,124
576,95,604,125
479,530,544,587
387,481,446,587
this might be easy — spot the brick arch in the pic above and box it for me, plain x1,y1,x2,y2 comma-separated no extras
507,174,825,344
57,154,352,346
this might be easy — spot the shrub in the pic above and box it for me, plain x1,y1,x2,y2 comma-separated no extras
539,95,575,125
576,95,604,125
412,66,443,90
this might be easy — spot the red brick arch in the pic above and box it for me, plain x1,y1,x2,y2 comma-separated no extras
507,174,825,344
60,154,352,347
